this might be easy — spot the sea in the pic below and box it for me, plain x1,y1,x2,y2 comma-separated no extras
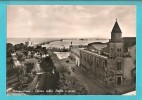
7,38,109,49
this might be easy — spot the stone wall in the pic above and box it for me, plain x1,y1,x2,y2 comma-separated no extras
123,45,136,85
80,49,107,84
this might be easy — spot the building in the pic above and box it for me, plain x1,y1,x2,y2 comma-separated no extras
69,45,87,67
123,45,136,85
70,20,136,87
25,38,33,47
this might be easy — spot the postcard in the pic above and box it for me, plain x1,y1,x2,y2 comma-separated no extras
6,5,136,95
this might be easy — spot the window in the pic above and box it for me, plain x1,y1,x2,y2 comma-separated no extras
117,62,121,70
96,59,99,67
117,48,122,57
111,48,114,57
89,55,91,61
102,61,106,68
117,49,119,56
120,49,122,57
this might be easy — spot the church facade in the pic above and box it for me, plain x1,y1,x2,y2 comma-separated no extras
70,20,136,87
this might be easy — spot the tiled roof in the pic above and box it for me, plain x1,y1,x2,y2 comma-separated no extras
123,37,136,52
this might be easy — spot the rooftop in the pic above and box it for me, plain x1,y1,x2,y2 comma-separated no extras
123,37,136,52
111,20,122,33
82,48,107,59
88,42,107,51
91,44,107,51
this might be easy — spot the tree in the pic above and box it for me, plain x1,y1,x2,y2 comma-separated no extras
41,47,47,54
40,56,54,72
37,56,60,94
16,52,26,62
7,57,14,68
7,57,15,77
7,43,14,53
14,67,23,82
14,43,26,51
27,46,34,51
25,62,34,74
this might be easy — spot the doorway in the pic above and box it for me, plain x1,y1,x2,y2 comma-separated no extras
117,76,122,85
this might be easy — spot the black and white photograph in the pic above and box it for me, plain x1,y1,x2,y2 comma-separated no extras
6,5,136,95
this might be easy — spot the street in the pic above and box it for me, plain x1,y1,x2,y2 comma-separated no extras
73,67,110,95
60,58,110,95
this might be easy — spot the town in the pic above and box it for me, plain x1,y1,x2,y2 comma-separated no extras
6,20,136,95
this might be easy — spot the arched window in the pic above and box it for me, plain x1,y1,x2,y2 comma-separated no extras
96,59,99,67
117,61,121,70
117,49,119,56
102,61,106,68
117,49,119,52
111,48,113,57
117,48,122,57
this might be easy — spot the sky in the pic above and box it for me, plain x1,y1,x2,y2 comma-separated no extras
7,5,136,38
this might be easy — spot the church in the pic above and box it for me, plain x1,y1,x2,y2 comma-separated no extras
69,20,136,88
25,38,33,47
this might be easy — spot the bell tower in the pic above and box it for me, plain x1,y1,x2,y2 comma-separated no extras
107,19,124,86
111,19,122,42
108,19,124,58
